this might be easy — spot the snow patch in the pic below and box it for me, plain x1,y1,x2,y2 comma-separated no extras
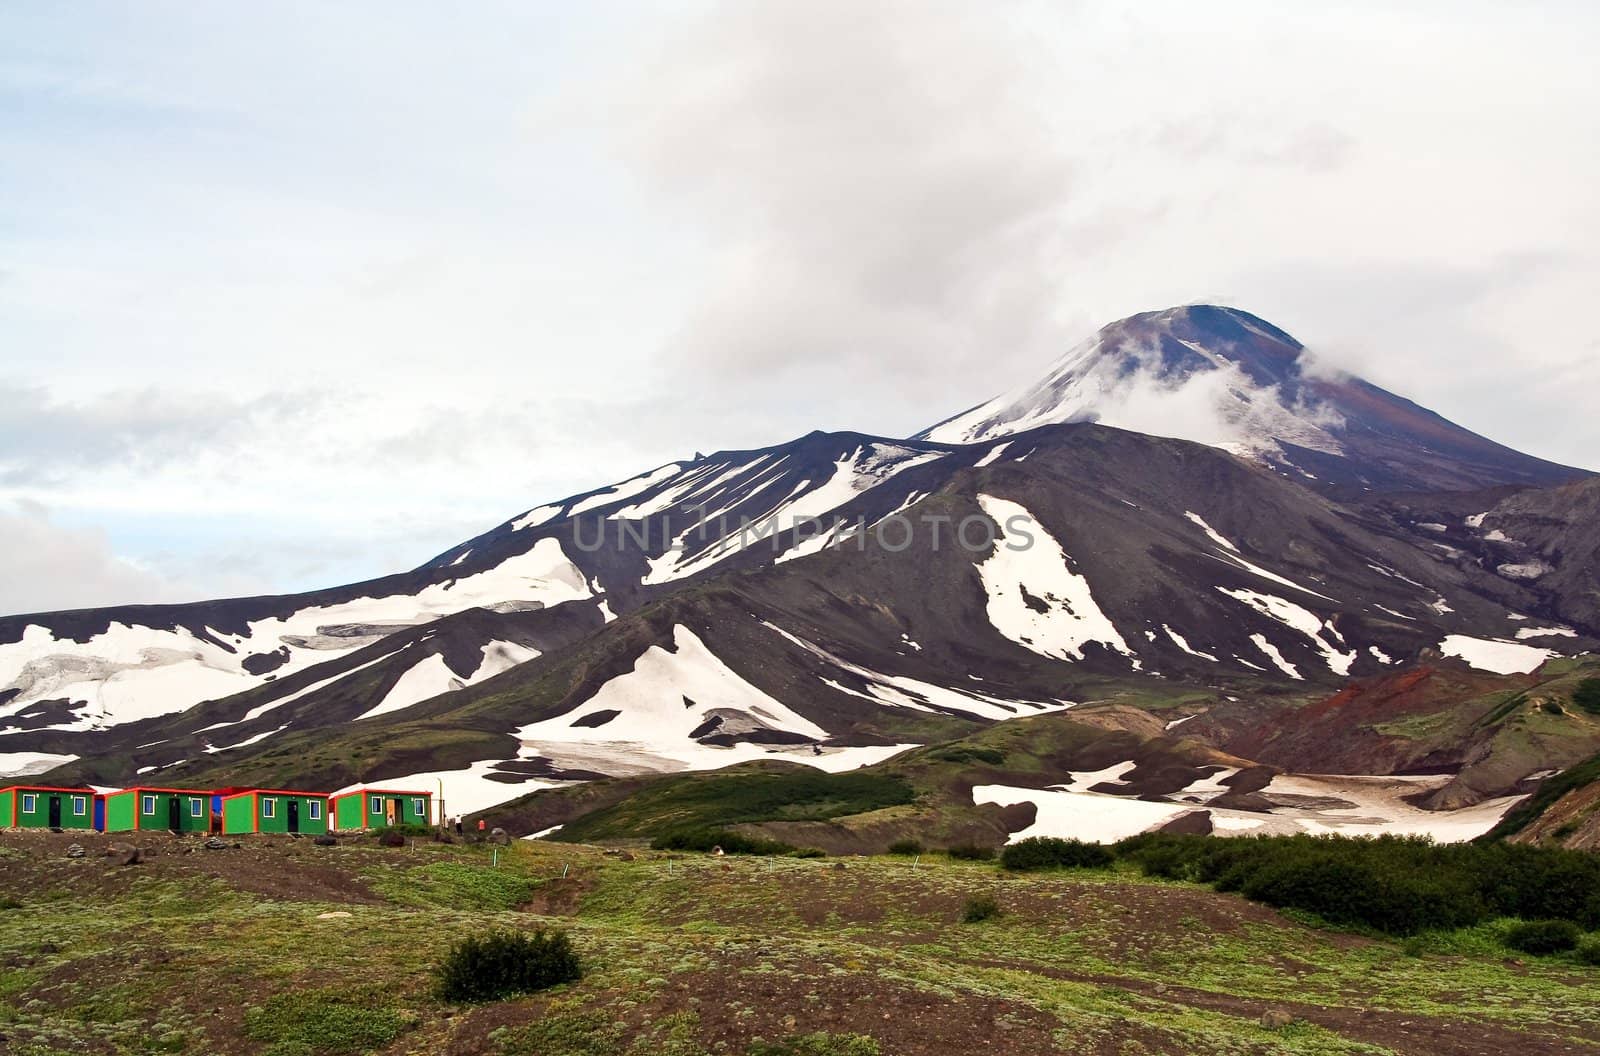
1439,635,1554,674
0,751,78,779
974,495,1136,666
1217,588,1353,675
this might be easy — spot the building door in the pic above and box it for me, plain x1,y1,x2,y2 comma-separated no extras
47,795,62,828
287,799,300,833
167,797,182,832
385,798,398,826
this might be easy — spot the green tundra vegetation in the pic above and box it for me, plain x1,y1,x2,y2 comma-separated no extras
1,830,1599,1056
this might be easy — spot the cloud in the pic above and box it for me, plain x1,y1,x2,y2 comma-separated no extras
601,2,1081,393
0,500,191,616
0,382,326,487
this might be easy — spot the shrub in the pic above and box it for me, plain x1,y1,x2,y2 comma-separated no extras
0,896,22,911
1573,678,1600,716
790,847,827,859
1504,920,1582,955
435,928,581,1003
372,823,433,839
650,828,795,856
945,843,996,862
961,894,1002,923
1001,837,1113,872
886,838,923,856
1576,937,1600,966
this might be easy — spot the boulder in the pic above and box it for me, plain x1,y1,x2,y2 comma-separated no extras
1260,1010,1296,1030
106,844,143,866
64,844,85,859
313,835,338,847
489,827,511,846
203,837,228,851
378,831,406,848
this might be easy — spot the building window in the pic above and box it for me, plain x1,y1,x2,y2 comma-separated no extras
308,800,322,820
73,796,87,816
141,795,156,815
413,798,424,816
370,797,383,815
190,798,203,817
262,798,276,819
21,794,35,813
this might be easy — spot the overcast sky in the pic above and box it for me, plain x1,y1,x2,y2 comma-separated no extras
2,1,1596,616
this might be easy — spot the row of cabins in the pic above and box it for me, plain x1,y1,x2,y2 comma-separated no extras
0,784,434,836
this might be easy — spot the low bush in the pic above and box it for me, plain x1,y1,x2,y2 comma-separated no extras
1504,920,1582,955
791,847,827,859
1573,678,1600,716
961,893,1002,923
1576,937,1600,966
886,838,923,856
435,928,581,1003
372,823,433,839
1001,836,1113,872
650,828,795,856
1114,832,1600,936
945,843,996,862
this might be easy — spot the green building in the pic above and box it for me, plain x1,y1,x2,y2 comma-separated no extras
219,789,329,835
331,787,433,831
101,787,213,833
0,785,97,830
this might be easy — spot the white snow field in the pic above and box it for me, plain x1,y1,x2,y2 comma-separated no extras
0,537,589,733
974,494,1137,666
1439,634,1556,674
513,624,917,776
356,640,540,722
0,751,79,780
974,769,1524,845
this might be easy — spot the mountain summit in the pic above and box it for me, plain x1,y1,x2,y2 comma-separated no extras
919,305,1587,493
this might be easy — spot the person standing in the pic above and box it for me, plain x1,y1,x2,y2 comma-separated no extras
454,815,463,836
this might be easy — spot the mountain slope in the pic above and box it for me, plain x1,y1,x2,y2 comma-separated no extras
6,305,1596,822
48,423,1596,811
919,305,1588,495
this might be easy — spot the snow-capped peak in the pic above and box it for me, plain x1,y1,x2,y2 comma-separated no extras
918,305,1345,461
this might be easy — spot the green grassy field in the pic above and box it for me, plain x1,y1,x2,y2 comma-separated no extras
1,831,1597,1056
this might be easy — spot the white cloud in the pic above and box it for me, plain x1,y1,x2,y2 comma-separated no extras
0,500,193,616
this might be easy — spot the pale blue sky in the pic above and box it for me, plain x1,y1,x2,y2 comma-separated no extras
2,1,1596,614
